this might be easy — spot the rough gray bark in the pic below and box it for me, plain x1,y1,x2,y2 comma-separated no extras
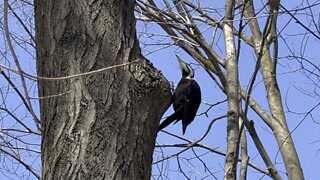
35,0,171,179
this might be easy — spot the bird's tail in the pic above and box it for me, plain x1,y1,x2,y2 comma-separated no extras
158,113,178,132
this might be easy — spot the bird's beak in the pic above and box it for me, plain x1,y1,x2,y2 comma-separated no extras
175,55,187,71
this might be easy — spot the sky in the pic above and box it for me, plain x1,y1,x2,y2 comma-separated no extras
0,0,319,179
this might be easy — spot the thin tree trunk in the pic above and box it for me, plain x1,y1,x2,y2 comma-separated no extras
223,0,240,179
258,49,304,179
35,0,171,179
236,0,304,178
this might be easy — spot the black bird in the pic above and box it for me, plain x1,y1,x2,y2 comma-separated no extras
159,55,201,134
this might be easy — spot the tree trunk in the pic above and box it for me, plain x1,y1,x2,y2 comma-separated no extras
236,0,304,178
35,0,171,179
257,47,304,179
223,1,240,180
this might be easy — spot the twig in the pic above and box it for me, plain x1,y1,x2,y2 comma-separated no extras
0,60,140,81
4,0,40,129
155,114,227,164
0,148,40,178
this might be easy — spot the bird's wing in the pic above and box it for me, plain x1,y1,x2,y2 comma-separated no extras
182,94,189,134
182,80,201,134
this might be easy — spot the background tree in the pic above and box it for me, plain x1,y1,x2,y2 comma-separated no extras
0,0,319,179
136,0,318,179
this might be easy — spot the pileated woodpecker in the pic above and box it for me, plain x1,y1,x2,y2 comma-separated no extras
159,55,201,134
